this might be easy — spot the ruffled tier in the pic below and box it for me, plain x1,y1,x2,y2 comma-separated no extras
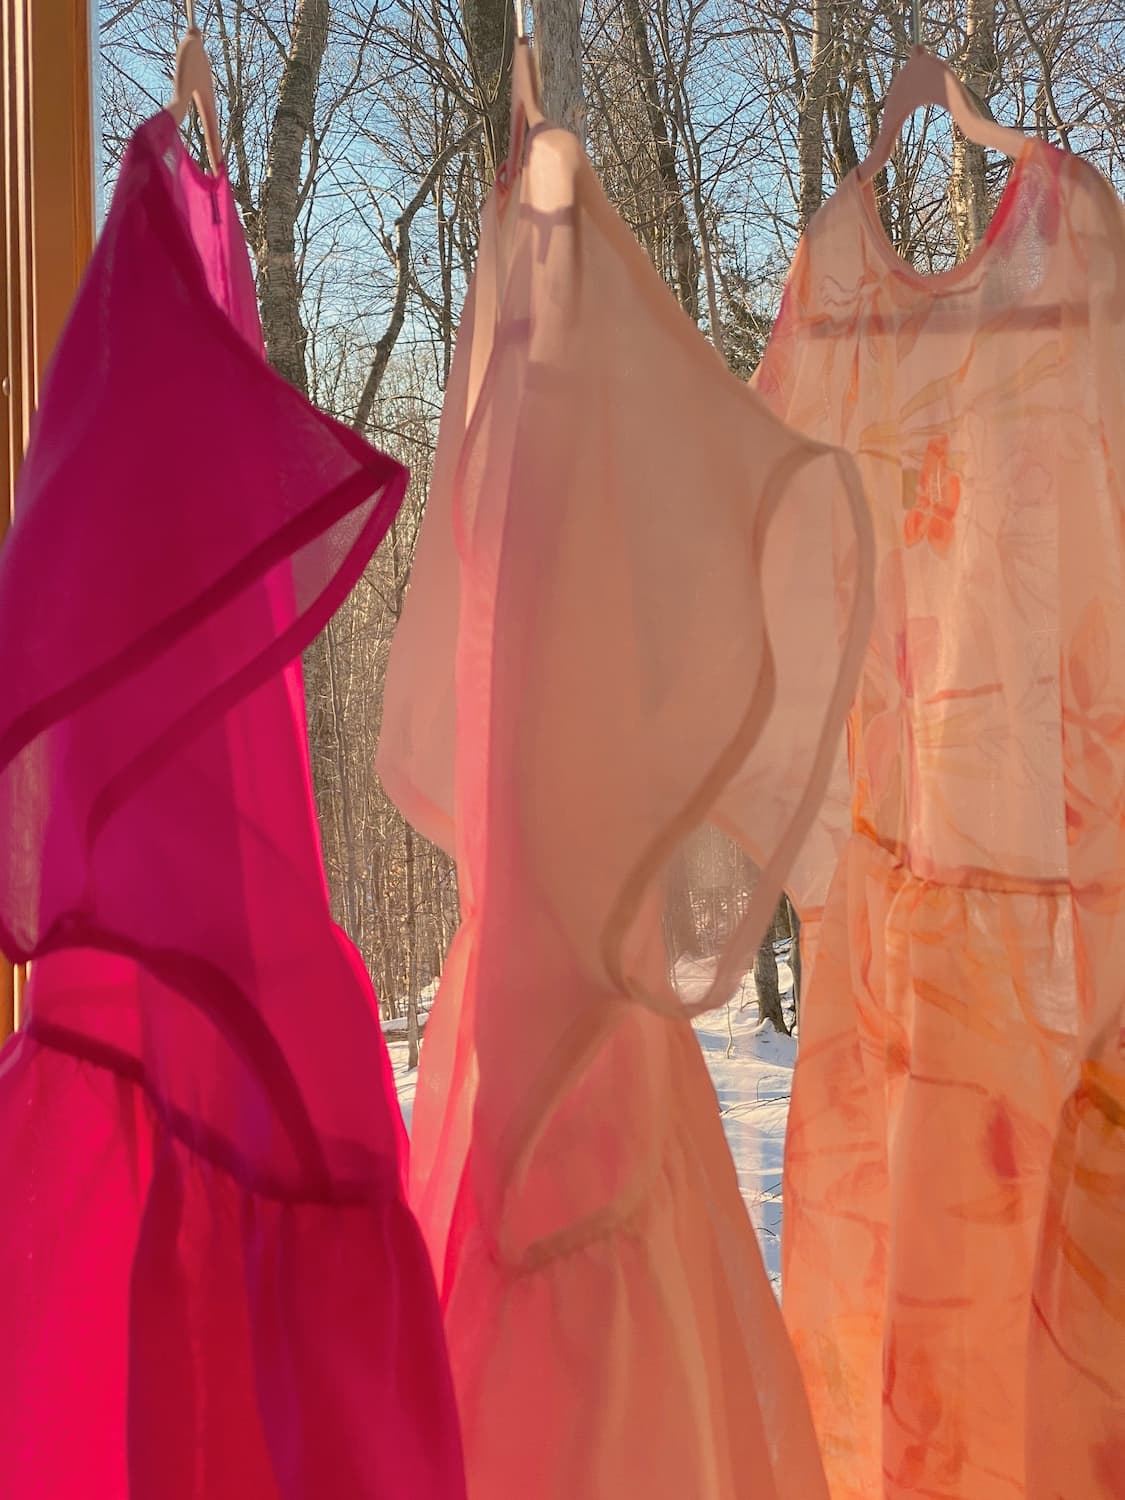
1027,1025,1125,1499
0,1032,465,1499
783,831,1082,1500
435,1023,828,1500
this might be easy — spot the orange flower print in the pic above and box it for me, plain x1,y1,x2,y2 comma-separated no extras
1093,1430,1125,1499
985,1100,1019,1180
903,436,961,557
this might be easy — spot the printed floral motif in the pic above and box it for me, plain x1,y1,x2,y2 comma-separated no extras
854,552,940,838
1027,1026,1125,1499
985,1099,1019,1179
1063,596,1125,848
902,435,961,556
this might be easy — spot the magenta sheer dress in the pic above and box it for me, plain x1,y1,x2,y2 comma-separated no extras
0,112,464,1499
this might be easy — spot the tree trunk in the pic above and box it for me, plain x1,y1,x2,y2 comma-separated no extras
857,59,896,245
621,0,699,319
754,903,789,1035
532,0,585,144
949,0,998,258
464,0,514,174
256,0,330,395
827,74,860,183
796,0,835,232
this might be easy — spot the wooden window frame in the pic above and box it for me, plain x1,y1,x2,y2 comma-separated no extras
1,0,96,1039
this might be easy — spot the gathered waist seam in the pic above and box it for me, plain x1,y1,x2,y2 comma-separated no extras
22,1016,397,1209
851,821,1078,898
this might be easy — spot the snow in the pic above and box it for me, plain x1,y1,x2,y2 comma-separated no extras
386,954,796,1294
389,1041,418,1137
689,969,795,1293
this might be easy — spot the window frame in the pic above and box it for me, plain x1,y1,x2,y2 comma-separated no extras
0,0,96,1038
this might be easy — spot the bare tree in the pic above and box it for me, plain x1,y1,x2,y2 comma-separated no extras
754,904,789,1035
463,0,515,169
620,0,701,317
96,0,1125,1049
795,0,837,231
255,0,330,391
534,0,586,140
949,0,999,255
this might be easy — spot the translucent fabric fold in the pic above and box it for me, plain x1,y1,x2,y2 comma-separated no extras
755,140,1125,1499
379,120,873,1498
0,112,464,1499
1027,1013,1125,1500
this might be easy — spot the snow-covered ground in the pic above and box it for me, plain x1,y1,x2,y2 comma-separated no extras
386,955,795,1292
690,968,795,1291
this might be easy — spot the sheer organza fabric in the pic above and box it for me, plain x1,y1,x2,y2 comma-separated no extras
379,121,874,1497
1027,1011,1125,1499
756,141,1125,1499
0,112,464,1499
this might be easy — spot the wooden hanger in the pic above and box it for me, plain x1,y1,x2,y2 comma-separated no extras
858,32,1029,183
165,1,223,175
501,0,545,183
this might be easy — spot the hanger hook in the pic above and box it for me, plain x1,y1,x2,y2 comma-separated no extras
910,0,920,48
513,0,526,43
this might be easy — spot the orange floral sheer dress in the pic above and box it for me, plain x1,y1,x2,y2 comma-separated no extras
755,141,1125,1499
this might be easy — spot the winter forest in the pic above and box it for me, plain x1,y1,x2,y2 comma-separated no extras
97,0,1125,1062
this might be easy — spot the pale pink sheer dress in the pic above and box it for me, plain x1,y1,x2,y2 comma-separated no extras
379,120,874,1498
756,141,1125,1498
0,112,464,1499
